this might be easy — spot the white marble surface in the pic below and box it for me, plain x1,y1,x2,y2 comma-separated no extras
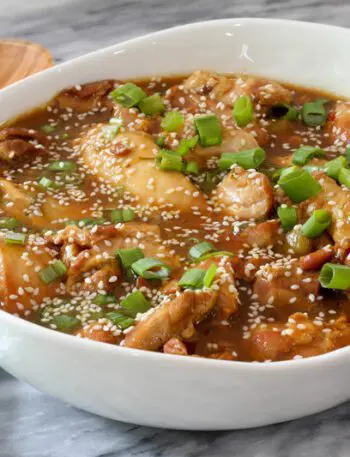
0,1,350,456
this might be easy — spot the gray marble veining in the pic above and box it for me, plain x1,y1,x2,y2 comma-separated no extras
0,0,350,456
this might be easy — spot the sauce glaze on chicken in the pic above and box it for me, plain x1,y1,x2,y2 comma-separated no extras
1,71,350,362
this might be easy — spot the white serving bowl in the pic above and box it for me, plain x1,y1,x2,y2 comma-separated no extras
0,18,350,430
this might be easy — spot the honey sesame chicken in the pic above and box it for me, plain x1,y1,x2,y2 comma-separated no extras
0,71,349,362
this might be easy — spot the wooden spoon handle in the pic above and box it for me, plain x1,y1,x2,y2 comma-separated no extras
0,39,53,89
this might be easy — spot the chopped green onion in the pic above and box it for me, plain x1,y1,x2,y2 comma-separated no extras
277,206,298,232
324,156,348,179
195,251,234,262
345,146,350,164
161,111,184,132
110,82,146,108
93,294,117,305
189,241,216,260
338,167,350,189
219,148,266,170
116,248,144,270
48,160,77,173
203,264,217,288
119,291,151,317
301,209,332,238
138,93,164,115
195,114,222,147
319,263,350,290
185,161,199,174
110,208,135,223
51,315,80,332
176,135,199,156
301,99,327,127
269,104,298,121
38,176,62,190
292,146,326,166
5,232,26,245
178,268,206,289
0,217,19,230
39,260,67,284
156,135,166,147
131,257,171,279
157,150,183,172
107,311,135,330
303,165,324,174
278,166,321,202
61,133,70,139
40,124,56,134
102,124,120,139
198,170,222,194
233,95,253,127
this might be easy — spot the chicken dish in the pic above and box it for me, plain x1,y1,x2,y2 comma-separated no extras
1,71,350,362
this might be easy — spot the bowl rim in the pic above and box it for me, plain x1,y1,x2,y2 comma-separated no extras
1,17,350,371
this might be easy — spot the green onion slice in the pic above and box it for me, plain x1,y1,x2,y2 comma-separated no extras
324,156,348,180
189,241,216,260
116,248,144,270
176,136,199,156
292,146,326,166
195,114,222,147
131,257,171,279
269,104,298,121
278,166,321,202
138,93,165,115
203,264,217,288
51,315,80,332
319,263,350,290
301,209,332,238
107,311,135,330
93,294,117,305
40,124,56,134
161,111,184,132
301,99,328,127
5,232,26,245
219,148,265,170
195,251,234,262
345,146,350,164
233,95,253,127
277,206,298,232
110,83,146,108
157,150,183,172
48,160,77,173
110,208,135,223
39,260,67,284
119,291,151,317
338,167,350,189
185,161,199,174
178,268,206,289
0,217,19,230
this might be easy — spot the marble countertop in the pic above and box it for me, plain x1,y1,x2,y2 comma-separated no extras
0,1,350,456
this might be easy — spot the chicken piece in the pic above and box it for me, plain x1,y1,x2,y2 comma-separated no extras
77,321,121,344
113,105,152,132
251,324,292,361
0,179,49,229
0,236,58,316
123,289,218,351
163,337,188,356
300,248,334,271
214,166,273,220
253,260,320,306
78,127,207,212
299,171,350,243
56,80,114,112
251,313,350,361
183,71,292,108
47,222,180,292
235,220,282,248
0,127,47,161
327,101,350,145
